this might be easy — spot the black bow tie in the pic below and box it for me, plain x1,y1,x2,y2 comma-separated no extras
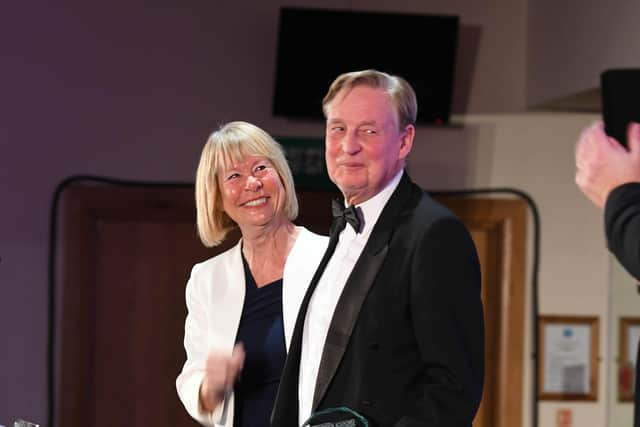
331,199,362,234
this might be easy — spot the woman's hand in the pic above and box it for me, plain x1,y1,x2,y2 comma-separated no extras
199,343,245,412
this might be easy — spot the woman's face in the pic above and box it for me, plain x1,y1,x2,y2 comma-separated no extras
217,155,287,229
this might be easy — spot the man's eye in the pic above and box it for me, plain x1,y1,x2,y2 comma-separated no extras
330,126,345,132
362,128,377,135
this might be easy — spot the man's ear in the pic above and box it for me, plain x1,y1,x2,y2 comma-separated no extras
398,124,415,160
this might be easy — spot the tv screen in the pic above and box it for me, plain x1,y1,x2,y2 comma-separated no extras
272,7,459,125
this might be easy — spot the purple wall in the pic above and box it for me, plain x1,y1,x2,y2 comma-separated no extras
1,1,286,423
0,0,529,424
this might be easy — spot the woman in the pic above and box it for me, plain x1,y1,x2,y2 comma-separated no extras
176,121,328,427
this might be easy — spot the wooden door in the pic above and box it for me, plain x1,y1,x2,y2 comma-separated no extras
55,184,337,427
435,196,528,427
55,185,525,427
57,185,210,427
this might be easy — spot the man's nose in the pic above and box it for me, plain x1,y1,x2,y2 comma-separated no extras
342,132,361,154
245,175,263,190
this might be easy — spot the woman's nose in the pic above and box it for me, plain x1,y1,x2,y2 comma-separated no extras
245,175,263,190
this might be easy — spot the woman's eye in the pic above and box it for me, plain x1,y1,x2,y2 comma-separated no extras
226,172,240,181
254,164,267,173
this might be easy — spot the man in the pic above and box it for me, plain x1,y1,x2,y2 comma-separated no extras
272,70,485,426
575,120,640,426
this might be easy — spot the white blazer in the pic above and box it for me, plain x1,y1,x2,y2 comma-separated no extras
176,226,328,427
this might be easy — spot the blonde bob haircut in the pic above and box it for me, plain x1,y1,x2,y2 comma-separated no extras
322,69,418,130
195,121,299,247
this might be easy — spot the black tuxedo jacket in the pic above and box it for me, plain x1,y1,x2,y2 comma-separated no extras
605,183,640,427
605,182,640,279
272,173,485,427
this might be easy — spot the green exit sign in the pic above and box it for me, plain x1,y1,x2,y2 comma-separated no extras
277,136,337,191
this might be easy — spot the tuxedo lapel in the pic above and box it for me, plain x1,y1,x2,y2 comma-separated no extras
312,173,418,410
312,243,388,409
272,221,344,427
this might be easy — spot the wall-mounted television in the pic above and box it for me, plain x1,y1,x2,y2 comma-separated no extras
272,7,459,125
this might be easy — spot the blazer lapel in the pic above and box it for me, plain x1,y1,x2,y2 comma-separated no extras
312,173,419,409
205,241,245,351
272,229,341,427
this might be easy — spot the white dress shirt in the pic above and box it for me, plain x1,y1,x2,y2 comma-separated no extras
298,170,404,424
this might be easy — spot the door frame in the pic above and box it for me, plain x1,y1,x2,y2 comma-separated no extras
436,195,527,427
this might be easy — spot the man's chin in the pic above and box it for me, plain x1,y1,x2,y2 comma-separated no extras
337,183,366,195
335,176,367,190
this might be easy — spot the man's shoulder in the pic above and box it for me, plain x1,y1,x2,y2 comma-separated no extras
382,174,459,226
418,191,455,214
404,187,458,220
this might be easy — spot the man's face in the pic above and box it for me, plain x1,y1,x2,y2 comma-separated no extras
324,85,414,206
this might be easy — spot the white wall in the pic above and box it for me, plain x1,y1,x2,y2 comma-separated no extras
0,0,621,426
528,0,640,107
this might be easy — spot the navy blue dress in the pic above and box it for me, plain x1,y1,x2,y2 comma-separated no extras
233,256,286,427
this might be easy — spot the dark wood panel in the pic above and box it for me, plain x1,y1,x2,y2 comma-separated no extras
56,185,336,426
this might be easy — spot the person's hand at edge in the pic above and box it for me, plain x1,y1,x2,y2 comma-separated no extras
575,121,640,209
199,343,245,412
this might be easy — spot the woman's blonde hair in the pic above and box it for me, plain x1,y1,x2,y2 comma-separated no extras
195,121,298,247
